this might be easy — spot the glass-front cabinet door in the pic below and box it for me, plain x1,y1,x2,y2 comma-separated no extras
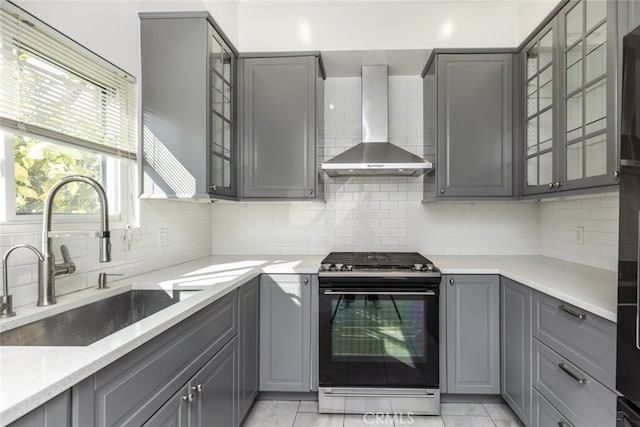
559,0,617,191
522,0,618,196
524,24,557,194
208,25,235,197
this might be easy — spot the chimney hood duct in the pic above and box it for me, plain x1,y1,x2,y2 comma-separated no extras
322,65,432,177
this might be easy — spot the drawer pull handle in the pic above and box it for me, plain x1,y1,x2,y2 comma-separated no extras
182,392,194,402
559,304,586,320
558,363,587,385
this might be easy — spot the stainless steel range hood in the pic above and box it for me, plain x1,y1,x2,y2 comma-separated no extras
322,65,432,177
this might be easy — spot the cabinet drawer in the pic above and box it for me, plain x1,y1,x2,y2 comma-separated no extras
533,340,616,427
532,292,616,389
532,389,574,427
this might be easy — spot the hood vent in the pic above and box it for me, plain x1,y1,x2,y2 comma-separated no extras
322,65,432,177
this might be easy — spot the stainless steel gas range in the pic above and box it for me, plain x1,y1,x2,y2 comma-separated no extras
317,252,442,415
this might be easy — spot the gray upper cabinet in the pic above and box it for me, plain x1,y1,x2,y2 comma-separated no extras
521,0,619,195
260,274,312,391
501,277,532,426
241,56,325,199
445,275,500,394
423,53,513,200
140,12,237,200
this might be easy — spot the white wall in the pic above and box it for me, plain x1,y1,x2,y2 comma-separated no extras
518,0,562,43
539,192,619,271
12,0,240,78
237,1,523,51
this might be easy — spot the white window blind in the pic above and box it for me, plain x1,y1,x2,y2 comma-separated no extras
0,4,137,159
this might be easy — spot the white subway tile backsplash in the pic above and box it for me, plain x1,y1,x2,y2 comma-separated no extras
0,199,212,307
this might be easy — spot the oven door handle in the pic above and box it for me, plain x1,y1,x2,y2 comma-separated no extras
322,390,438,398
322,290,437,296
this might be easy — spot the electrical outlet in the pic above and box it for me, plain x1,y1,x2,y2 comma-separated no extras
159,228,169,247
575,226,584,245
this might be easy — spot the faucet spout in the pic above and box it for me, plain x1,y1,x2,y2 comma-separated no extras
40,175,111,306
2,244,45,317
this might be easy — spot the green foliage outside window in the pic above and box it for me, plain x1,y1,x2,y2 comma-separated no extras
14,134,104,215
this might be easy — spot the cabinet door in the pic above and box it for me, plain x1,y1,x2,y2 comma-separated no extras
238,277,260,421
437,54,513,197
208,24,236,198
446,275,500,394
522,20,559,195
242,57,317,199
194,337,238,427
260,274,311,391
558,0,618,191
501,278,532,425
8,391,71,427
142,386,189,427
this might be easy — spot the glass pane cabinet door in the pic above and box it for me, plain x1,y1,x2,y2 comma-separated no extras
562,0,611,186
208,26,235,196
525,28,555,191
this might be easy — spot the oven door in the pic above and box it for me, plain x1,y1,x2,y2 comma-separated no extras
318,285,439,388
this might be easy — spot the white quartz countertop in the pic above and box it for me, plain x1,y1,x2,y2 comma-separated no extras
0,254,617,424
0,255,322,425
430,255,618,322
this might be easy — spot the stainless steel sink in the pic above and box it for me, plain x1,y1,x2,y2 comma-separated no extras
0,289,199,346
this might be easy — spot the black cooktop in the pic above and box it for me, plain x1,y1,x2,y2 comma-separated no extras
320,252,433,269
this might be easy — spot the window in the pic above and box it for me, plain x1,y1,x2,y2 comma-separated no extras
0,3,136,223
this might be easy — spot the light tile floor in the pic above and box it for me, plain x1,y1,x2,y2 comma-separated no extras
242,400,524,427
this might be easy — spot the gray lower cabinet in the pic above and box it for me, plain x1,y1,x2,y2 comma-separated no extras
445,274,500,394
500,277,532,425
238,277,260,421
259,274,312,391
8,391,71,427
531,388,574,427
144,336,238,427
73,291,238,427
423,53,513,200
241,55,324,199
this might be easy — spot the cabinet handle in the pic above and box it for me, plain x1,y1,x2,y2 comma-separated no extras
308,189,313,195
558,304,586,320
303,278,309,284
558,422,568,427
548,183,555,189
182,392,194,402
556,181,563,188
614,170,620,179
558,363,587,385
440,188,445,194
449,279,454,286
192,384,203,393
210,184,217,191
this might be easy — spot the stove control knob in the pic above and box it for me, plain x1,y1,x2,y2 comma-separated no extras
335,263,344,271
346,265,353,271
321,263,332,271
426,264,435,272
413,263,423,271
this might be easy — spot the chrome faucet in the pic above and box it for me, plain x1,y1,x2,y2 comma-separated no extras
40,175,111,306
1,244,45,317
